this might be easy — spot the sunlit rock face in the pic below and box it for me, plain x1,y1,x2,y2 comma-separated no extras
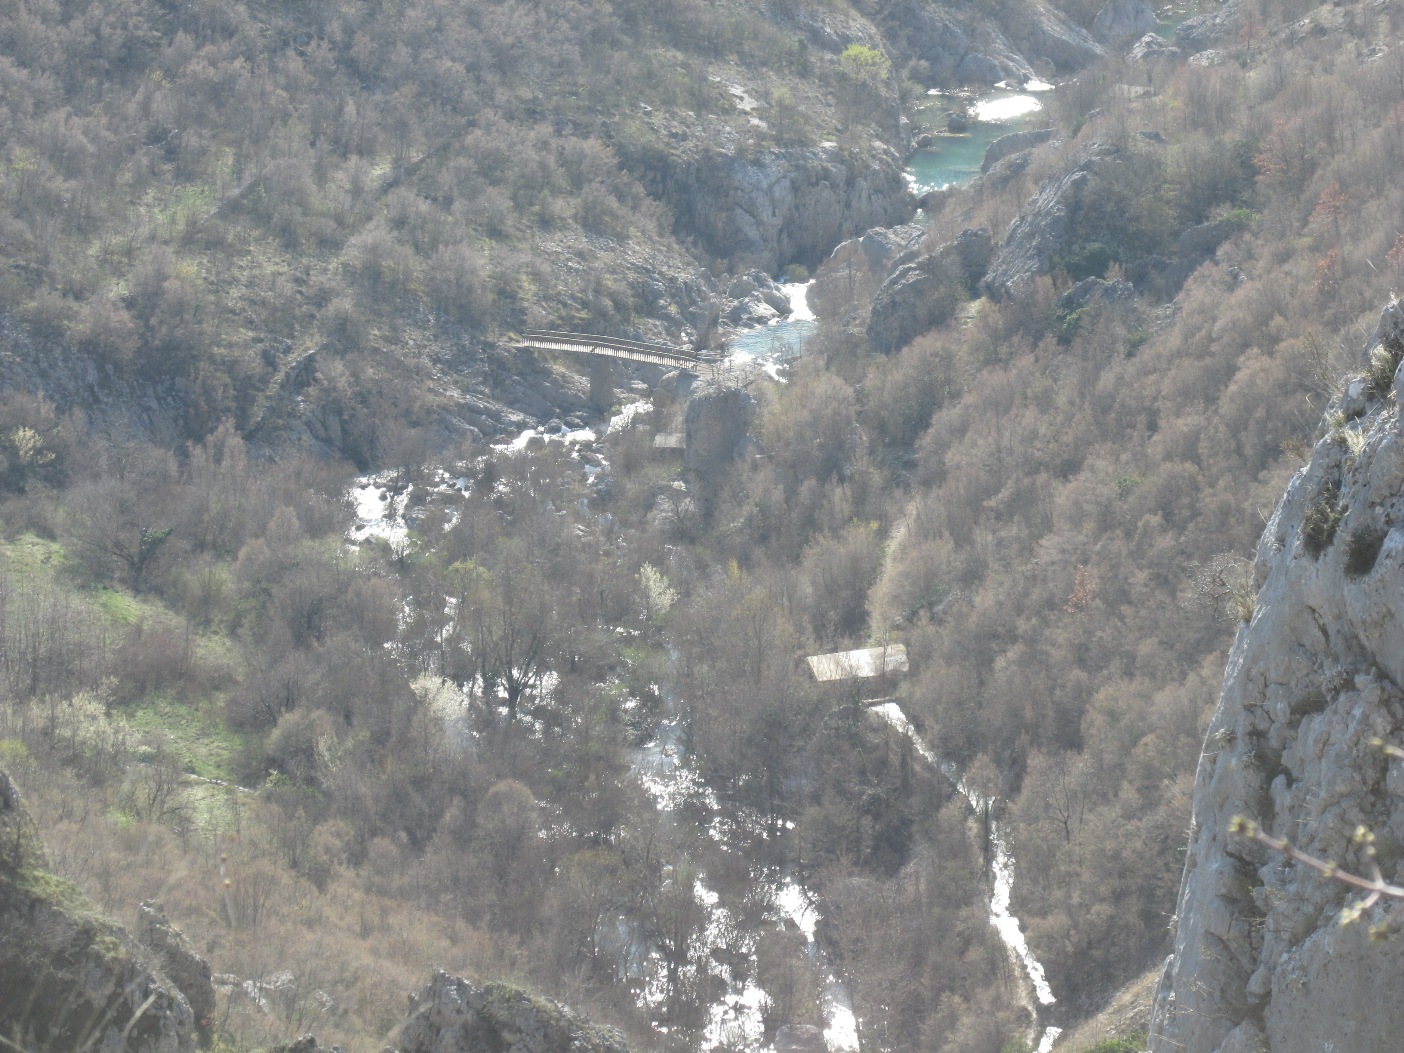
866,228,991,355
1090,0,1158,47
1175,0,1245,54
982,138,1123,300
648,143,915,275
878,0,1103,85
1150,300,1404,1053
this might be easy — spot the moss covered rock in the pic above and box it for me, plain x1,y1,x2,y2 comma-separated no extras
0,768,197,1053
396,972,632,1053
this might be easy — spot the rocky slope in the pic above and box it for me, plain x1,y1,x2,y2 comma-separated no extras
619,130,914,275
1,763,644,1053
1149,300,1404,1053
396,972,633,1053
866,227,991,354
878,0,1104,84
0,0,1125,462
0,769,198,1053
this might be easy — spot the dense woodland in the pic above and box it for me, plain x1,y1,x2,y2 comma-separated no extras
4,0,1404,1051
0,0,908,463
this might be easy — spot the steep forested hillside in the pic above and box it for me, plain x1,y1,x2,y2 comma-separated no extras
0,0,916,459
4,0,1404,1052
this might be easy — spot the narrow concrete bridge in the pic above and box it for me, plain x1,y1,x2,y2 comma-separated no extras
516,330,715,409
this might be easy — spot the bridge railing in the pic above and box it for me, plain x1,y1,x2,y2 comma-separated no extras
518,330,720,370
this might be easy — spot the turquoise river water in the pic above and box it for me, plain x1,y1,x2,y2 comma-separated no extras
729,81,1052,361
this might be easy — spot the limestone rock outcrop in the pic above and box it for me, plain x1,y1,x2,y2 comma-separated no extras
981,128,1058,174
1057,275,1135,313
1091,0,1160,47
983,138,1123,299
878,0,1102,86
397,971,632,1053
685,386,757,480
1129,31,1181,67
829,224,926,275
1176,0,1244,54
136,901,217,1045
1150,299,1404,1053
621,134,913,274
0,769,197,1053
867,229,992,354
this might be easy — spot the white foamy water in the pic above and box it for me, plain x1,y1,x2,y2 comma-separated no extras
781,281,815,322
608,399,652,433
726,280,817,380
870,703,940,768
822,979,860,1053
774,879,819,941
973,94,1043,121
348,474,412,547
869,702,1059,1046
494,423,599,454
989,834,1056,1006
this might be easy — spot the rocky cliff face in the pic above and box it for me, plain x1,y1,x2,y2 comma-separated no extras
135,902,217,1046
1090,0,1159,47
879,0,1103,84
1176,0,1244,55
982,136,1235,302
623,133,914,274
981,128,1059,175
1150,300,1404,1053
866,228,992,354
0,769,198,1053
983,138,1122,299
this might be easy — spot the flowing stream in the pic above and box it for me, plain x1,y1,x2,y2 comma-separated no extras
727,99,1068,1050
907,82,1051,194
869,703,1061,1053
628,647,860,1053
725,281,817,379
730,82,1051,358
348,79,1070,1052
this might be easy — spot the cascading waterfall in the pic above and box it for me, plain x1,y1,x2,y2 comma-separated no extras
869,703,1062,1053
774,881,860,1053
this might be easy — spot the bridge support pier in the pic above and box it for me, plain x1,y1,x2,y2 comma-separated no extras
588,357,617,413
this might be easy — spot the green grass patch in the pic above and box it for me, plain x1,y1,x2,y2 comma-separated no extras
0,738,28,766
93,586,147,625
0,532,67,574
1085,1036,1146,1053
124,693,248,783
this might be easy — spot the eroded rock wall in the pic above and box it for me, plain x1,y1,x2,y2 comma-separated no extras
1150,300,1404,1053
625,138,914,274
879,0,1103,84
